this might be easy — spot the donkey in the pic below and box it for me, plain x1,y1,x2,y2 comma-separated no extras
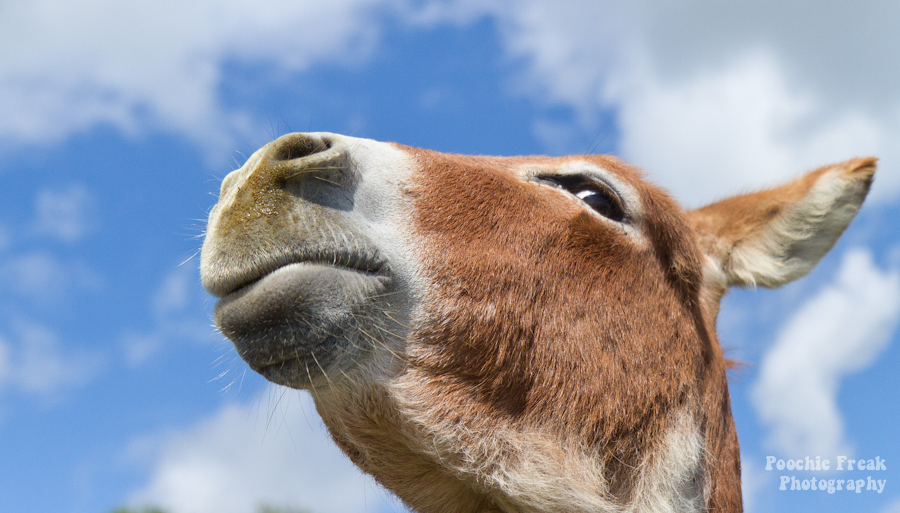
201,132,875,512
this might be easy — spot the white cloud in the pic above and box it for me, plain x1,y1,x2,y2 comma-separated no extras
0,0,398,157
152,265,193,319
8,0,899,201
419,0,900,205
752,248,900,457
122,263,221,366
121,331,167,368
882,497,900,513
0,337,11,387
630,1,900,112
740,451,772,513
130,387,398,513
0,320,104,395
33,184,98,242
0,251,101,304
610,50,889,207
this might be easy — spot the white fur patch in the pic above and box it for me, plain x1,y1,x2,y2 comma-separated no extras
392,381,707,513
728,167,868,288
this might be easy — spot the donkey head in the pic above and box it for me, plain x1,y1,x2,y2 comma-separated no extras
201,132,874,513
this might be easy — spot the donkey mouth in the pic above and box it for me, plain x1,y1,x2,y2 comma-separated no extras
206,249,386,299
213,259,390,388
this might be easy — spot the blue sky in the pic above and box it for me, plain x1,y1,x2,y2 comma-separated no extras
1,1,899,512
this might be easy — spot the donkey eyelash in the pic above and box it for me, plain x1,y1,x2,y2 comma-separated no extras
538,174,627,223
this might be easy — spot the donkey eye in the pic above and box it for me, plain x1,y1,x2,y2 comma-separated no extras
540,175,626,222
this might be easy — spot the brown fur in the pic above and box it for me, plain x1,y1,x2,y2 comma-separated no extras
398,149,738,510
203,131,875,513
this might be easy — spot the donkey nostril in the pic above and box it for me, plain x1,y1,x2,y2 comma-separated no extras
268,133,332,162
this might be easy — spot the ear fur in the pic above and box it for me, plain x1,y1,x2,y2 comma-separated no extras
688,158,876,291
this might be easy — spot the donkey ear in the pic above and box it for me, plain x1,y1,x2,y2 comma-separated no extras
688,158,876,289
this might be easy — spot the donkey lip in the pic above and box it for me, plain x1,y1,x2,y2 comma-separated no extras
214,261,387,326
255,358,314,386
212,253,387,299
213,261,389,387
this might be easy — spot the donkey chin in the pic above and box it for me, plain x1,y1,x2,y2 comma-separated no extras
201,132,875,513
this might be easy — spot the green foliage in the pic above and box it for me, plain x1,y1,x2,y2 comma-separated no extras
258,506,311,513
